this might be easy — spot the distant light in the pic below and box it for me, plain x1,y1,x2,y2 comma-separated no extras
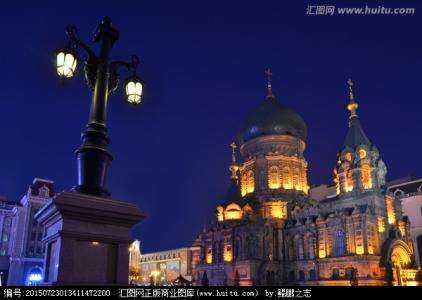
56,48,77,78
28,273,42,282
92,241,100,245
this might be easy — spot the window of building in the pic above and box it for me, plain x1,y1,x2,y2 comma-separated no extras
289,270,295,281
283,167,291,189
345,152,352,161
361,165,372,189
393,189,404,197
307,236,316,259
241,170,255,196
299,270,305,281
335,231,346,256
332,268,340,280
345,268,354,279
293,169,300,190
268,166,280,189
345,168,354,192
359,149,366,159
309,269,316,281
247,171,254,194
295,236,304,260
38,186,50,198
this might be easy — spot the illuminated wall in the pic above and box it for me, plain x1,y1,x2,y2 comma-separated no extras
266,155,309,194
224,236,232,262
377,216,385,233
240,161,255,196
224,203,243,220
386,195,396,225
318,230,326,258
261,201,287,219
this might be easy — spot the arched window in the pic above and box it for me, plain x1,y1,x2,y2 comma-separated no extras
344,168,353,192
335,231,346,256
246,235,258,259
294,235,304,260
394,189,404,197
283,167,291,189
247,170,255,194
362,165,372,189
38,186,50,198
268,166,280,189
241,175,247,196
293,169,300,190
307,236,316,259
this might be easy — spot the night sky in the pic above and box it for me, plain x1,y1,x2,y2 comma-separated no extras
0,0,421,253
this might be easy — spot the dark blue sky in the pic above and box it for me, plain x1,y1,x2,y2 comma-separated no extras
0,0,421,253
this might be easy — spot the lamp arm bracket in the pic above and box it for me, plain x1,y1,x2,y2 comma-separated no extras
66,25,97,61
109,55,140,73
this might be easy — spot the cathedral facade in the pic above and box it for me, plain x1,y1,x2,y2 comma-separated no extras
195,75,419,286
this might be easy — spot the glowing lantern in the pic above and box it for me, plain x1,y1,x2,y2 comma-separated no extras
56,48,77,78
125,76,143,105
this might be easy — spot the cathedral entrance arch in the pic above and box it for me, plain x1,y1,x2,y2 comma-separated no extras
257,261,279,286
383,239,414,286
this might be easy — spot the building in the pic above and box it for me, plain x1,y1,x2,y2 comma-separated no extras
387,177,422,268
139,246,200,285
195,76,419,286
129,240,141,284
0,196,18,284
7,178,54,286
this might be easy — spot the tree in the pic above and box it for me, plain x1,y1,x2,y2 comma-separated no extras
350,268,359,286
201,271,209,286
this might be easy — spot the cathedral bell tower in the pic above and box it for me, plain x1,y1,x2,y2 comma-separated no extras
334,80,387,197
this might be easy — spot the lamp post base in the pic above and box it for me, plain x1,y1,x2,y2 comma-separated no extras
74,123,113,197
35,191,144,285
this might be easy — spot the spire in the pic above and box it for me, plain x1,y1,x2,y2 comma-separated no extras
265,68,273,97
229,142,239,182
346,79,359,122
343,79,371,148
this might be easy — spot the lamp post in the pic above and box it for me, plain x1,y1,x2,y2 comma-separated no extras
56,16,144,197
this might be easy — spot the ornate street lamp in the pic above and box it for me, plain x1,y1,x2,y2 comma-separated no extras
56,46,78,78
125,75,144,105
56,17,144,196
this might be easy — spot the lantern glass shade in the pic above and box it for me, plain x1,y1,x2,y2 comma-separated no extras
56,50,77,78
125,77,143,105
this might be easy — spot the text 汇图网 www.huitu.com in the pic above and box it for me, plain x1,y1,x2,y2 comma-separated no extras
306,5,415,16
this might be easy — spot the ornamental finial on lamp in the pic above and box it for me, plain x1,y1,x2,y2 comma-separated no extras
265,68,273,97
346,79,359,120
229,142,239,182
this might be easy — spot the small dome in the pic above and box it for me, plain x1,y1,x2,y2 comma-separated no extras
237,95,307,145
